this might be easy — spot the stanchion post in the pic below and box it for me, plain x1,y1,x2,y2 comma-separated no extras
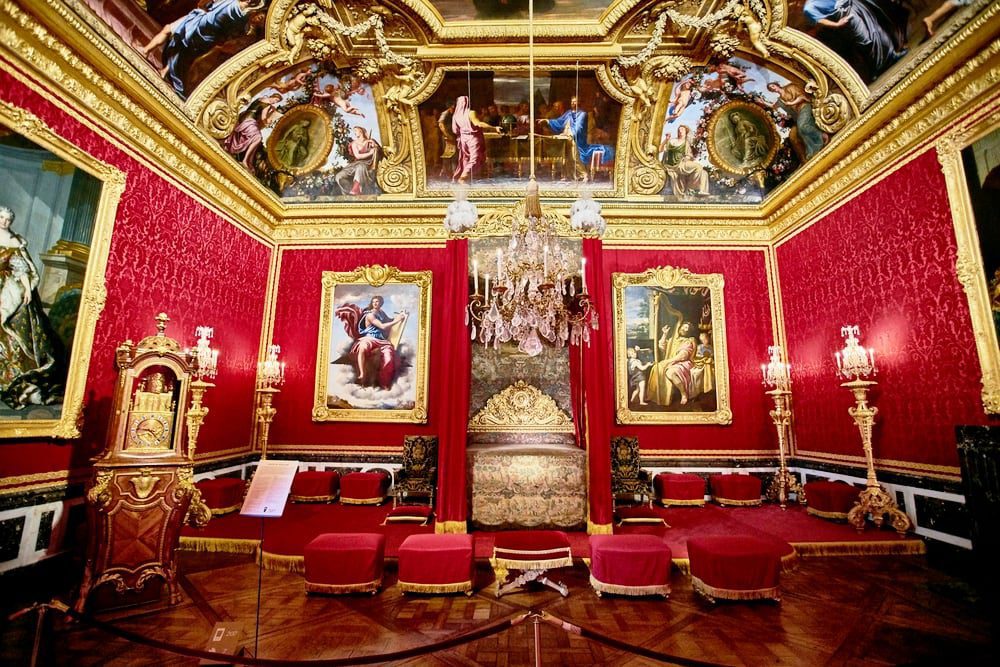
533,612,542,667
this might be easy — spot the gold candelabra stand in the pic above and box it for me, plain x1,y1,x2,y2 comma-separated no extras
842,379,912,535
255,386,279,460
185,378,213,461
764,388,805,509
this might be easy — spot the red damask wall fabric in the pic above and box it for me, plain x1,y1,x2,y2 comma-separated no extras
604,248,776,453
267,246,450,449
777,150,994,471
0,71,271,483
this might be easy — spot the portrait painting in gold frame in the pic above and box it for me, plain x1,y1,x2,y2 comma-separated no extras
313,264,431,423
0,101,123,439
612,266,731,425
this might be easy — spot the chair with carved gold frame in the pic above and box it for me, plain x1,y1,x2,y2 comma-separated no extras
611,436,652,508
392,435,438,507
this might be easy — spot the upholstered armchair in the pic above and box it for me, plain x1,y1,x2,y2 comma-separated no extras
393,435,438,507
611,436,652,507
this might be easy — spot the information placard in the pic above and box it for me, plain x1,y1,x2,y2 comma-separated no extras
239,460,298,518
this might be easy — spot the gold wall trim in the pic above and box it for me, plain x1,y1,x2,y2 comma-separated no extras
936,112,1000,414
193,446,255,464
265,444,404,456
0,468,90,494
640,449,779,458
0,100,123,439
794,450,962,481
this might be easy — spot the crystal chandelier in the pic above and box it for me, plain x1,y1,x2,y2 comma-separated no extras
448,0,602,356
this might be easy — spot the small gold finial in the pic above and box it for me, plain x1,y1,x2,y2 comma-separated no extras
155,313,170,336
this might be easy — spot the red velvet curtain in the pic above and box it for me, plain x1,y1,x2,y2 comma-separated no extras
579,238,613,529
435,239,471,529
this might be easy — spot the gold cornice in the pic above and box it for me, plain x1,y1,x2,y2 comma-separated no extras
468,381,574,433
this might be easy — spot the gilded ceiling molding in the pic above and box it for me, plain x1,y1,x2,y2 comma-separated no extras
768,33,1000,241
0,0,277,239
936,111,1000,414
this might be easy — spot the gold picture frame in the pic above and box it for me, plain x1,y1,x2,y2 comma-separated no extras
938,113,1000,414
706,100,780,176
0,100,125,439
265,104,334,176
313,264,431,423
612,266,731,425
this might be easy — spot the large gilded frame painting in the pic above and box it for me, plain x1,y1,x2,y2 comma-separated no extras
613,266,730,425
0,100,123,439
938,115,1000,414
313,264,431,423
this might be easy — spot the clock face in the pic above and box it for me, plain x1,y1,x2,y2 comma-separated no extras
128,413,170,449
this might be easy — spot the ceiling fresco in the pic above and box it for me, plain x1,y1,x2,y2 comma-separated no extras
70,0,991,206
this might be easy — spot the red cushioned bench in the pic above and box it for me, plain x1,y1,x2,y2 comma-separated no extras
289,470,340,503
304,533,384,594
709,474,762,507
340,471,390,505
654,473,706,507
589,534,671,598
687,535,783,603
804,480,859,520
397,534,475,595
195,477,245,516
491,530,573,597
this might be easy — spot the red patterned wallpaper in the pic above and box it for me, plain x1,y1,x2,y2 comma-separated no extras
605,248,777,453
0,71,271,484
777,150,994,470
267,247,450,449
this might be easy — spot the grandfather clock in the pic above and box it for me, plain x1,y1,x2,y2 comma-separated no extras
76,313,211,612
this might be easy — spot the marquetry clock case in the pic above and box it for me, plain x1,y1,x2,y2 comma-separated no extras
76,314,211,612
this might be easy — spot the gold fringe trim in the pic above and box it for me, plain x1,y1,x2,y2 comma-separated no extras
381,515,431,526
435,521,468,534
493,556,574,570
792,540,926,557
712,497,762,507
259,550,305,573
398,579,473,594
781,550,800,572
178,536,259,555
660,498,705,506
289,494,338,503
616,517,668,526
691,576,780,602
341,496,385,505
588,521,613,535
674,558,691,575
807,507,850,520
305,579,380,594
589,574,670,597
210,504,242,516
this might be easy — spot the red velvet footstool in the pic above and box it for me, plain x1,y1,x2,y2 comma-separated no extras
687,535,782,602
195,477,245,516
397,534,475,595
289,470,341,503
589,535,672,598
340,471,390,505
655,473,706,507
492,530,573,597
304,533,385,594
804,480,859,520
710,474,762,507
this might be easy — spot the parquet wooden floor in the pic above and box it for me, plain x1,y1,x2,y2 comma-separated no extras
2,551,996,666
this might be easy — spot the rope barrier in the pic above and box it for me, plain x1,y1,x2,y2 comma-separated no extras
22,598,733,666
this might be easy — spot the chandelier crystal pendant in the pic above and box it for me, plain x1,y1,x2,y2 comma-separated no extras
449,0,601,357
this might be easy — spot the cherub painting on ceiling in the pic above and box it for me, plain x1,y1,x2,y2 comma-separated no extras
657,58,831,204
220,64,383,200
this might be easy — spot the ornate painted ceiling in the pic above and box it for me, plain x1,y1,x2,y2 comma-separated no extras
70,0,990,209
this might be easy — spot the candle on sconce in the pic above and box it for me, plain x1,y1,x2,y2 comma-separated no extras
868,348,876,371
835,351,842,371
485,274,490,305
543,245,549,277
580,257,588,293
473,259,479,295
496,249,502,281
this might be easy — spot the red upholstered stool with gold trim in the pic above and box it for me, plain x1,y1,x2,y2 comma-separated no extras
589,535,672,598
804,480,859,520
492,530,573,597
304,533,385,594
397,534,475,595
687,535,782,602
709,474,762,507
655,473,706,507
289,470,341,503
195,477,245,516
340,471,390,505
